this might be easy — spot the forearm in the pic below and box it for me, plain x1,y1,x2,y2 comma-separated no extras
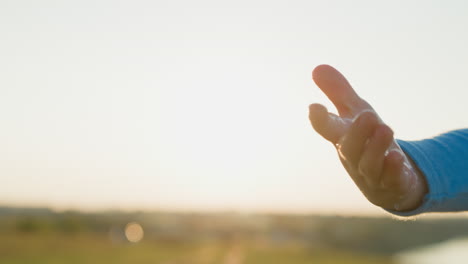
386,129,468,216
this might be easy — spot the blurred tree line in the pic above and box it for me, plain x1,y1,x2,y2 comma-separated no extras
2,206,468,255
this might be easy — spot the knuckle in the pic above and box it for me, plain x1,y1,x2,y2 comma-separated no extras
354,110,376,124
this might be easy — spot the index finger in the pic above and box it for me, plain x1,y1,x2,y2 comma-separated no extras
312,65,371,118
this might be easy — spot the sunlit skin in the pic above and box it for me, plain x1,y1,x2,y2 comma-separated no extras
308,65,428,212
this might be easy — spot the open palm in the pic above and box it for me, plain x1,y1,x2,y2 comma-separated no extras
309,65,427,212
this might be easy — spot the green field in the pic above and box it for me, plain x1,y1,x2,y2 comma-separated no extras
0,233,392,264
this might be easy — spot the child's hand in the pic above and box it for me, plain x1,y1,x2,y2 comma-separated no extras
309,65,427,212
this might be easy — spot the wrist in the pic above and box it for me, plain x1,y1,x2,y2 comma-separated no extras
392,157,428,212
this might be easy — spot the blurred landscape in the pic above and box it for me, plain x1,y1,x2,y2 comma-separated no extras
2,207,468,263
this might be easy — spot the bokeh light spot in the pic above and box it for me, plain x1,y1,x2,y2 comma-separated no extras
124,222,144,243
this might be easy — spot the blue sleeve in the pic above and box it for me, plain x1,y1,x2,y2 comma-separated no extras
385,129,468,217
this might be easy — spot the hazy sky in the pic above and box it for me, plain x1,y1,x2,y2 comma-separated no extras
1,0,468,215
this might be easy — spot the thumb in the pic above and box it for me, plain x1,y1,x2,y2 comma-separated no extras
312,65,372,118
309,103,350,144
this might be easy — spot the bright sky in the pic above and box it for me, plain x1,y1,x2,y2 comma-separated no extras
1,0,468,215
